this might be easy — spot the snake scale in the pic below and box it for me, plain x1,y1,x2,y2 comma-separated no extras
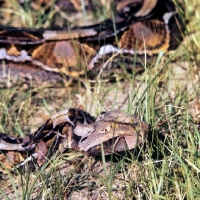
0,0,185,172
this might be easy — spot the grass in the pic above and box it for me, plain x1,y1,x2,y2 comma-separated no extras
0,0,200,199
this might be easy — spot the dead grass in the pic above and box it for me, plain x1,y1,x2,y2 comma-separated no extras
0,0,200,199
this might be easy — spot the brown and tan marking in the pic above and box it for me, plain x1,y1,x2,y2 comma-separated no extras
0,109,149,172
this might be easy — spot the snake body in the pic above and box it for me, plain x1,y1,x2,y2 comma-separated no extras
0,109,149,172
0,0,184,87
0,0,185,172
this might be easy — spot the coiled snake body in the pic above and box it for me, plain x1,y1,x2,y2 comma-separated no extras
0,0,184,86
0,0,184,172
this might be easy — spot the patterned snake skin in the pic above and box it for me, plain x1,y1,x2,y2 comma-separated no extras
0,0,185,172
0,0,184,86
